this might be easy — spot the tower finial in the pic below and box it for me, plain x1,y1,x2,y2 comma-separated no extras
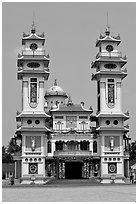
105,12,110,35
31,10,36,34
54,79,57,86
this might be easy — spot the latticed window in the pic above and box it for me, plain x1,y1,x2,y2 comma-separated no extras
30,78,37,103
108,79,115,104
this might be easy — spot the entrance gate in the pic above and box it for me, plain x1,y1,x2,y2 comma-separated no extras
65,162,83,179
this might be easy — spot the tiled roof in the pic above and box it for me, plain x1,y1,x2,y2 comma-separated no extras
51,104,92,113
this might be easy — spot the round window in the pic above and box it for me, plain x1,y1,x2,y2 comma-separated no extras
27,120,32,125
30,43,38,50
113,158,116,161
30,158,33,162
114,120,118,125
104,158,107,161
106,120,110,125
117,158,120,161
35,120,40,125
106,45,114,52
109,158,112,161
34,158,37,162
25,158,28,162
38,158,41,162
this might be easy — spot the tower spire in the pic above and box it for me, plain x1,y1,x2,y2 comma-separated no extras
105,12,110,36
31,11,36,34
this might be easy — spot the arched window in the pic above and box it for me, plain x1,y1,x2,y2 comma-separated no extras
55,141,63,151
80,140,89,150
93,141,97,153
47,141,51,153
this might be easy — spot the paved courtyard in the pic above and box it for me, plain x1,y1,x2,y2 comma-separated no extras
2,184,136,202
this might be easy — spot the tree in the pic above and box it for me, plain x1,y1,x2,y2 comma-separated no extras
2,146,13,163
129,141,136,163
2,138,21,163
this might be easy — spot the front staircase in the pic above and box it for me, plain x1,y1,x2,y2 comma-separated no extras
46,178,101,186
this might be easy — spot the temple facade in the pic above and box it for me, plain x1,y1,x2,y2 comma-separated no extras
13,24,130,184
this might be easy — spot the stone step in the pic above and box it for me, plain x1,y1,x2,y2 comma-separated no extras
47,178,101,186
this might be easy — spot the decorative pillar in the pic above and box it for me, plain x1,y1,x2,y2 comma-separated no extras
52,141,55,154
59,162,62,179
89,161,93,178
62,162,65,179
83,162,86,178
90,140,93,153
86,162,89,178
78,142,80,150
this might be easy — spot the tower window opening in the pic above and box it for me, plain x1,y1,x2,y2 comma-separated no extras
93,141,97,153
27,120,32,124
97,96,100,112
35,120,40,125
113,120,118,125
97,81,100,94
30,78,37,103
106,120,110,125
108,79,115,104
47,141,51,153
30,43,38,50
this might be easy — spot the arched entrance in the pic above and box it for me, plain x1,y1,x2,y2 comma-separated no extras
65,161,83,179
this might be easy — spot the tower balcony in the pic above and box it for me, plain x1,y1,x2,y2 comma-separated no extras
22,50,46,56
96,51,122,59
54,150,92,157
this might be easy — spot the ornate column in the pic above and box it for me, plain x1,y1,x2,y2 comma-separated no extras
59,162,62,179
89,140,93,153
89,161,93,178
52,141,55,154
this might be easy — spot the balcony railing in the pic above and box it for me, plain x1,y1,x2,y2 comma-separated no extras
96,51,122,59
54,150,92,156
21,50,46,56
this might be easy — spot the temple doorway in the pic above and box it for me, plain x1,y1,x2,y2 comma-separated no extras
65,162,83,179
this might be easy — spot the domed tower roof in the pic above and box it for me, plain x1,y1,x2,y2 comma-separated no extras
45,79,68,98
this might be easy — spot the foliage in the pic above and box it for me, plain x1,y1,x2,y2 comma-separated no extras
2,146,13,163
2,138,21,163
129,141,136,163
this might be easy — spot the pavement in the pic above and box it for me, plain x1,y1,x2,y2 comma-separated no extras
2,179,136,202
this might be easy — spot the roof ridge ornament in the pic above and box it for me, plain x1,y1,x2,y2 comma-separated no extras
67,95,73,106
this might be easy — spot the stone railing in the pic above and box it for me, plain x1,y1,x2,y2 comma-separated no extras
96,51,122,59
21,50,46,56
54,150,92,156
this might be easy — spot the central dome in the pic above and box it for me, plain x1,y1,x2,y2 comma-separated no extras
49,85,64,93
45,79,68,97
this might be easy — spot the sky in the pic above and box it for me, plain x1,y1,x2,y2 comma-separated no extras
2,2,136,146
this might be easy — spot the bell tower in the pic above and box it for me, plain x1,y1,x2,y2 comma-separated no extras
91,27,129,183
16,23,51,184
